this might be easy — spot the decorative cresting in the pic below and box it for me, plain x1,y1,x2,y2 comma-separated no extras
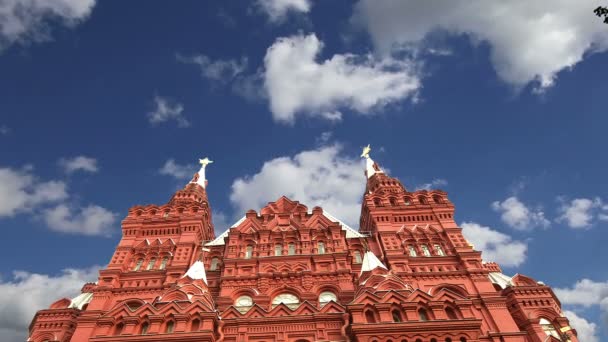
28,150,580,342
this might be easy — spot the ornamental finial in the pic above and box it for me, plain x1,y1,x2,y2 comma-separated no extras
199,157,213,167
191,157,213,188
361,144,371,159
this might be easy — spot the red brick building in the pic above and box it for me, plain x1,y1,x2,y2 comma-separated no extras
28,153,578,342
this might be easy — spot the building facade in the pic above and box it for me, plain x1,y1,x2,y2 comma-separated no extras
28,153,578,342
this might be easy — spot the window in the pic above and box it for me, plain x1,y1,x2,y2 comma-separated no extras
114,323,124,335
140,322,149,335
418,309,429,321
146,258,156,270
445,307,458,320
404,197,412,205
365,310,376,323
275,244,283,256
319,291,337,307
133,259,143,271
539,318,560,338
165,320,175,333
317,241,325,254
354,250,362,263
433,195,443,203
272,293,299,309
392,310,402,322
235,295,254,313
418,196,428,204
191,318,200,331
421,245,431,257
159,257,169,270
210,257,219,271
288,243,296,255
389,198,397,206
245,245,253,259
408,245,417,257
434,244,445,256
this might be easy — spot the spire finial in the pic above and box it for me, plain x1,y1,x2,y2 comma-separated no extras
191,157,213,188
361,144,371,159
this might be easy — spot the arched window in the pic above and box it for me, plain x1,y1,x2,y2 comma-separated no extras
373,198,382,207
389,198,397,206
445,307,458,320
245,245,253,259
421,244,431,257
210,257,219,271
319,291,337,307
272,293,299,309
140,322,149,335
165,320,175,333
431,339,438,342
418,196,428,204
317,241,325,254
159,257,169,270
539,318,560,338
288,243,296,255
392,309,402,322
418,308,429,321
408,245,417,257
353,250,362,263
114,322,124,335
235,295,254,313
459,338,467,342
191,318,200,331
365,310,376,323
275,244,283,256
403,197,412,205
133,259,143,271
434,244,445,256
433,195,443,203
146,258,156,270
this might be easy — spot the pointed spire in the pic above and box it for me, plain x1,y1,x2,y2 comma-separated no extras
182,260,208,284
190,157,213,188
360,250,388,275
361,144,383,179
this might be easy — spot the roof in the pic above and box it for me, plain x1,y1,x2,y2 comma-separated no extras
488,272,513,289
182,260,207,284
205,211,365,247
68,292,93,310
360,250,387,275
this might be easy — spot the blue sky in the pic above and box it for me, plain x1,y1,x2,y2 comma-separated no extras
1,1,607,341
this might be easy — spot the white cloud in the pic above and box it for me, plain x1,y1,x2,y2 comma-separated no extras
176,54,248,83
42,204,117,236
492,196,550,230
230,144,365,226
0,0,96,52
0,266,100,342
415,178,447,191
263,33,420,124
0,167,68,217
460,221,527,267
147,96,189,128
256,0,311,23
159,159,196,180
555,279,608,340
352,0,608,91
557,197,606,229
563,310,599,342
58,155,98,174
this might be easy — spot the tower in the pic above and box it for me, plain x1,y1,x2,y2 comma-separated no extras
27,150,579,342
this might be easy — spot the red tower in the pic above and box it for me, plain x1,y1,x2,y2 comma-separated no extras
28,152,579,342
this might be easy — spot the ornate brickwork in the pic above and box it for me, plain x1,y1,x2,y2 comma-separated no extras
28,154,578,342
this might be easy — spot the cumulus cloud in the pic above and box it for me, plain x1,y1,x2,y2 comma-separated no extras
557,197,607,229
159,159,196,180
352,0,608,90
0,167,68,217
147,96,189,128
256,0,311,22
555,279,608,339
0,0,96,52
415,178,447,191
460,222,527,267
176,53,248,83
58,155,98,174
230,144,365,226
42,204,117,236
491,196,550,230
263,33,420,124
0,266,100,342
563,310,599,342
